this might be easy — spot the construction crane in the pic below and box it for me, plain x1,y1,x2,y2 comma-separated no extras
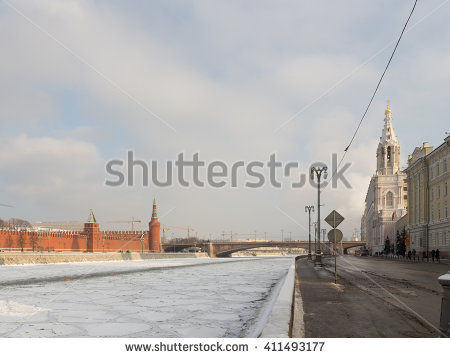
107,217,142,231
162,225,194,244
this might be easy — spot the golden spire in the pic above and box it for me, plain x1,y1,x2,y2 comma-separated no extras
385,100,391,115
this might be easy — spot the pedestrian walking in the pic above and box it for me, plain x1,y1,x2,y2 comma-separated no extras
435,249,440,263
431,249,435,263
408,250,412,260
412,249,416,262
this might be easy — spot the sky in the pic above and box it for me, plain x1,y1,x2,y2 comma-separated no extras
0,0,449,240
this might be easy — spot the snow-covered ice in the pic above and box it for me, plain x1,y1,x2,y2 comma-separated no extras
0,257,294,337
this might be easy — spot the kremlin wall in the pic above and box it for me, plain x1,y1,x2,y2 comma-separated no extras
0,201,161,253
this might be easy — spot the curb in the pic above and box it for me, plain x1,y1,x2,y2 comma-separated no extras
291,257,306,338
260,263,296,338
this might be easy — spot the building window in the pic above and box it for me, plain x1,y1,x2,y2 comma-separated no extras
445,182,448,196
436,164,440,177
438,185,441,199
386,191,393,208
403,186,407,191
431,188,434,201
444,160,448,173
404,195,408,200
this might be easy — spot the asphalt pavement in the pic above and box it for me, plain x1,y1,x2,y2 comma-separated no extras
292,255,449,338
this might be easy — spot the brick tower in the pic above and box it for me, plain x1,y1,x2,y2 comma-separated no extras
149,198,161,252
84,209,102,252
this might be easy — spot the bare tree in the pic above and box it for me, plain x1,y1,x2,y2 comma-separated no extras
9,218,32,228
6,234,13,251
30,233,38,252
17,232,25,252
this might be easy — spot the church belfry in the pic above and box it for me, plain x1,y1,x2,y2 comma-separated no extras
361,102,407,254
376,102,401,175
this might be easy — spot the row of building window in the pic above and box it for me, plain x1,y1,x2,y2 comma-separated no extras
430,159,448,179
431,200,449,221
412,232,450,248
431,182,448,200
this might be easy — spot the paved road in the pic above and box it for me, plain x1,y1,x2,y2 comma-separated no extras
294,255,449,338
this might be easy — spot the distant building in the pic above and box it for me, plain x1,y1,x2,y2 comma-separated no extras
33,221,85,232
394,213,408,236
405,135,449,258
361,104,407,254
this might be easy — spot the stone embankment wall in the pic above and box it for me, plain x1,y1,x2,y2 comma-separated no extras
0,252,208,265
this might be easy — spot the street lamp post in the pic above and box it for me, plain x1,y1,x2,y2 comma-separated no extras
305,205,314,260
312,221,317,255
311,166,328,265
322,229,327,254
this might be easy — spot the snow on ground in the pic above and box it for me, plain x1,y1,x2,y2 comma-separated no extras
0,257,294,337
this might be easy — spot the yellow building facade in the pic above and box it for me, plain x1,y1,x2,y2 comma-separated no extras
405,136,450,259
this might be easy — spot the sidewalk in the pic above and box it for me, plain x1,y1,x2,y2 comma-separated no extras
291,257,437,338
369,254,450,266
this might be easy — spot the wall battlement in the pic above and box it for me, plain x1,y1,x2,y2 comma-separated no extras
0,226,156,253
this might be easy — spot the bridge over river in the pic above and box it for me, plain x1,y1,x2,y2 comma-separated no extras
162,240,366,257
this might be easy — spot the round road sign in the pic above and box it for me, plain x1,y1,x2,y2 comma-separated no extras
327,229,343,243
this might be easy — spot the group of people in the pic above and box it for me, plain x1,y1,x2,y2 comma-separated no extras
407,248,441,262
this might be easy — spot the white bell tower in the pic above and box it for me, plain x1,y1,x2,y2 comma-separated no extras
376,101,401,175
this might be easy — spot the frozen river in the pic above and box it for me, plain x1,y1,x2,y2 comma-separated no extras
0,256,294,338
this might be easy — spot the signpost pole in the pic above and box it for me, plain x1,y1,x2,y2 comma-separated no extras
334,211,337,284
325,209,344,285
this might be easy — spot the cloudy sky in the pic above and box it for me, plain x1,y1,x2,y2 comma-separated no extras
0,0,449,240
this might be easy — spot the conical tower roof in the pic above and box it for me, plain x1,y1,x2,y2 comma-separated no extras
379,102,399,145
88,208,97,223
152,197,158,219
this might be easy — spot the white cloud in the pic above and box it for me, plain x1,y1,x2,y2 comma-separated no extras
1,0,449,239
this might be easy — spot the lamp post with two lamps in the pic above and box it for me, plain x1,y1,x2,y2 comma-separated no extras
310,166,328,265
305,205,314,260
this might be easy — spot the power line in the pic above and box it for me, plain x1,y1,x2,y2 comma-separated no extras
332,0,418,178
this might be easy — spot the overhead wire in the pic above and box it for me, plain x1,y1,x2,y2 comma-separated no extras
330,0,418,181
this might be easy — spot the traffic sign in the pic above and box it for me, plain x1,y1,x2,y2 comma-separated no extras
328,229,343,243
325,210,345,228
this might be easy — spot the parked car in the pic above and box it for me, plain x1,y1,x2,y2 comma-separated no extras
355,249,369,256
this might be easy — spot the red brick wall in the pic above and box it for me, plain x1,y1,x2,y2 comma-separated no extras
0,230,87,252
0,229,152,253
